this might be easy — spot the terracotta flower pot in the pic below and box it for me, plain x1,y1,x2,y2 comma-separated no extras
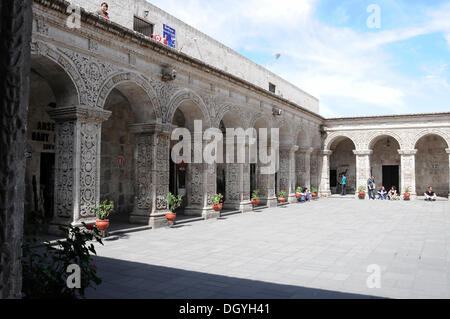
312,193,318,198
404,193,410,200
96,219,110,232
212,204,222,212
278,197,287,204
165,212,176,223
251,198,260,206
359,191,365,199
296,194,301,199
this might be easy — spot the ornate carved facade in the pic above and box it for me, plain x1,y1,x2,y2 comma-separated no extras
24,0,450,236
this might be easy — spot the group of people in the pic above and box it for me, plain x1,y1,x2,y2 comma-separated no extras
297,188,312,202
337,174,438,201
366,176,401,200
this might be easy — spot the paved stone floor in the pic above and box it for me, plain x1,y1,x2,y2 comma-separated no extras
85,199,450,299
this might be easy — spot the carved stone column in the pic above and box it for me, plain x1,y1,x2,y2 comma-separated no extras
48,106,111,234
310,150,320,190
398,149,417,198
446,149,450,199
296,147,313,190
279,145,299,203
445,148,450,199
129,123,171,227
319,150,332,196
184,134,218,219
0,0,33,299
353,150,373,199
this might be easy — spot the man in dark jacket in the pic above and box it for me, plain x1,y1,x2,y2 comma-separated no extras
96,2,109,20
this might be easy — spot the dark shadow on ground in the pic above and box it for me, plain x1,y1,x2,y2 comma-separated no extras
86,256,383,299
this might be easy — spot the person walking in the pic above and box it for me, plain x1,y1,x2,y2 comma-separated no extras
367,176,376,200
341,174,347,196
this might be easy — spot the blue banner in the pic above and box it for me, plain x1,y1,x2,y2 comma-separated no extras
163,24,176,48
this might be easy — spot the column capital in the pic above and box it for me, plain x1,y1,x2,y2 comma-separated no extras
353,150,373,156
48,105,111,123
321,150,333,156
398,149,418,156
446,148,450,154
280,145,299,153
297,147,314,155
128,122,175,136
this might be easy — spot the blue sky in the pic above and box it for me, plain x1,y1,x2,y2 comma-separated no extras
150,0,450,118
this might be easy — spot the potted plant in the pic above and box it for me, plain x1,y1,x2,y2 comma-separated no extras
358,185,366,199
166,192,183,223
251,189,260,207
311,187,318,198
404,187,411,200
296,186,303,199
93,199,115,232
278,190,287,203
212,193,224,212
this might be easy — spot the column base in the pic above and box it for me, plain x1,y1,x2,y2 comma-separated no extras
129,209,151,224
203,208,220,220
47,218,97,236
288,194,297,203
265,197,278,208
183,206,203,217
224,201,252,213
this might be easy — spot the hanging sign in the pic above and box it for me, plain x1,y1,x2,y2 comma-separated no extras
163,24,176,48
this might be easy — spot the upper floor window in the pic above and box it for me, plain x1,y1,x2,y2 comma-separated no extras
269,83,276,94
133,16,154,37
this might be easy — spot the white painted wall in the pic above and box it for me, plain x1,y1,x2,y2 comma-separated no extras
69,0,319,113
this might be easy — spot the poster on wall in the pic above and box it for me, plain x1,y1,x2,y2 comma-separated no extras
163,24,176,48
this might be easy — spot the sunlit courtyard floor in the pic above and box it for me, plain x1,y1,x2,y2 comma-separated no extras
86,199,450,299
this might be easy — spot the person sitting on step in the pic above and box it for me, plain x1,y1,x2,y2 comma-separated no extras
378,186,388,200
388,186,399,200
424,186,437,201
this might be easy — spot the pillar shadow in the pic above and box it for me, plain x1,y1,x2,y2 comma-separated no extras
86,256,384,299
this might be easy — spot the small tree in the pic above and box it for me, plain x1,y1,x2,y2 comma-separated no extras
213,193,224,205
252,189,260,200
278,190,287,198
93,200,115,220
166,192,183,212
296,186,303,193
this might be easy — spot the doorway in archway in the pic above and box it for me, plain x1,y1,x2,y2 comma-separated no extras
382,165,399,192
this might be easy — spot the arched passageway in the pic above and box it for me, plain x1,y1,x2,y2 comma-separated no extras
415,134,449,197
369,135,401,192
25,55,79,225
329,137,356,194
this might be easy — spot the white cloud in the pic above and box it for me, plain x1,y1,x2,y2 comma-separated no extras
149,0,450,117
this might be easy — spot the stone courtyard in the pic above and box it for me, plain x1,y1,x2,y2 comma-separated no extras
86,199,450,299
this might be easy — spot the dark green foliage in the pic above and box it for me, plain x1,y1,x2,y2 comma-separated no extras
22,223,104,299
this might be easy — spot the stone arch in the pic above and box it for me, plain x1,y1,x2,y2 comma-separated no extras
295,126,311,148
324,132,358,151
249,113,272,130
96,72,163,122
412,129,450,149
367,131,405,150
167,89,211,127
30,41,85,106
215,104,246,129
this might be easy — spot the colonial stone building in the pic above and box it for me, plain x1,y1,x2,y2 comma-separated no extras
1,0,449,299
24,0,450,236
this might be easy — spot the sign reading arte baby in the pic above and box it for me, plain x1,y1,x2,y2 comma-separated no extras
31,121,55,151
